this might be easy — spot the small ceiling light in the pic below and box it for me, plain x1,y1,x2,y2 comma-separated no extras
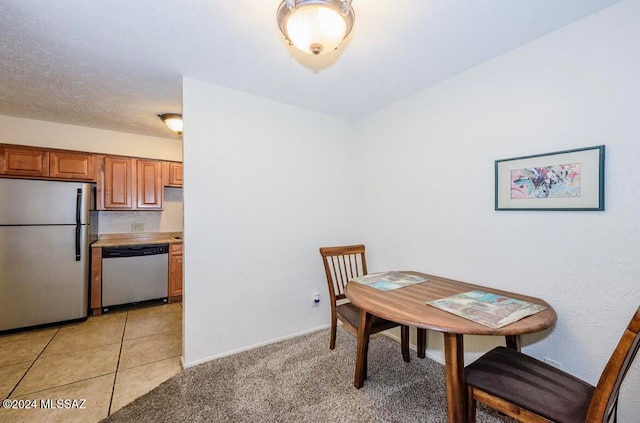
277,0,355,56
158,113,183,135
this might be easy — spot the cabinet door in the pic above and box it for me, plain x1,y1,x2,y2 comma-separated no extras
49,151,95,181
169,243,183,301
0,146,49,177
136,160,163,209
169,162,183,187
104,156,134,209
91,247,103,315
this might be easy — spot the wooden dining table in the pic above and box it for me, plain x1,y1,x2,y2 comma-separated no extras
344,271,557,423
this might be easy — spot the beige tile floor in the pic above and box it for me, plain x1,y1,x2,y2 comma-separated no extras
0,301,183,423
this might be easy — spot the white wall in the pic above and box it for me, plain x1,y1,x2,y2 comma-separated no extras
0,115,182,161
182,78,357,365
355,0,639,419
0,115,184,234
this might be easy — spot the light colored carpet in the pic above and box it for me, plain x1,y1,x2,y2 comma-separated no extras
102,327,515,422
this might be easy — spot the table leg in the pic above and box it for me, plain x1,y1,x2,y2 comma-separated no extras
444,333,466,423
505,334,521,352
401,325,410,362
354,308,372,389
417,328,426,359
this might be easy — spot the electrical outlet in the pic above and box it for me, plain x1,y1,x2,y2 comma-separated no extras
131,222,144,232
312,292,320,307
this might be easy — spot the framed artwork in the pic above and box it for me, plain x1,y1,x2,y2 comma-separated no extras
495,145,605,211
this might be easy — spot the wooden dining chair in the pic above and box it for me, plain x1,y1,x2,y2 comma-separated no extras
465,306,640,423
319,244,426,362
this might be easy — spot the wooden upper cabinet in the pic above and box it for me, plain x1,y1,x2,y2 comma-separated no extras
103,156,134,209
0,145,49,177
162,161,183,187
99,156,165,211
0,145,180,211
169,162,183,187
49,150,95,181
0,145,95,181
136,159,163,209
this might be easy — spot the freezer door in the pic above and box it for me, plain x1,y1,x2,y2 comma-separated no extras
0,178,92,225
0,225,89,331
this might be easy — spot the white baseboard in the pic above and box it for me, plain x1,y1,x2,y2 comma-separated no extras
183,324,331,368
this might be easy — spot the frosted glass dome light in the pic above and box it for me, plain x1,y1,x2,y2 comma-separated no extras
277,0,355,56
158,113,183,135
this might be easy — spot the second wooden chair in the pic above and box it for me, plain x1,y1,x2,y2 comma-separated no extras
465,306,640,423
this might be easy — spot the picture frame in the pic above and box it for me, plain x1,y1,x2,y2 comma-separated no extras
495,145,605,211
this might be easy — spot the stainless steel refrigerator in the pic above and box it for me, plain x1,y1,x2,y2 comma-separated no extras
0,178,96,332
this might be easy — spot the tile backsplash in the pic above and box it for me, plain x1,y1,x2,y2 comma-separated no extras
98,187,183,234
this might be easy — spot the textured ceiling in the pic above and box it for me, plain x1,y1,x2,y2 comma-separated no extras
0,0,622,140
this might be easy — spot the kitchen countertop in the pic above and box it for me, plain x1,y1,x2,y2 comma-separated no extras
91,232,183,248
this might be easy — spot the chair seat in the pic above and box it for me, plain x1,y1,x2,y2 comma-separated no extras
337,302,399,333
465,347,595,423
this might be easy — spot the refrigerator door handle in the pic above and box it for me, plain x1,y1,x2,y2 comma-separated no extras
76,189,82,225
75,189,82,261
75,226,81,261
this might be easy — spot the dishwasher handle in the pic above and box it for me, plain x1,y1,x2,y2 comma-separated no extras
102,244,169,258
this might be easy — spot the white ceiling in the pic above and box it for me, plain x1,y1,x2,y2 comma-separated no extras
0,0,621,139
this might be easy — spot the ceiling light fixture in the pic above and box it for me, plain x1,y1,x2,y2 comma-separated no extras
276,0,355,56
158,113,183,135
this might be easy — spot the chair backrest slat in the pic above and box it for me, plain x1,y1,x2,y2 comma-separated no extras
319,245,367,301
587,306,640,421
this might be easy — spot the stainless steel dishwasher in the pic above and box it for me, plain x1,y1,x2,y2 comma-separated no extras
101,244,169,312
